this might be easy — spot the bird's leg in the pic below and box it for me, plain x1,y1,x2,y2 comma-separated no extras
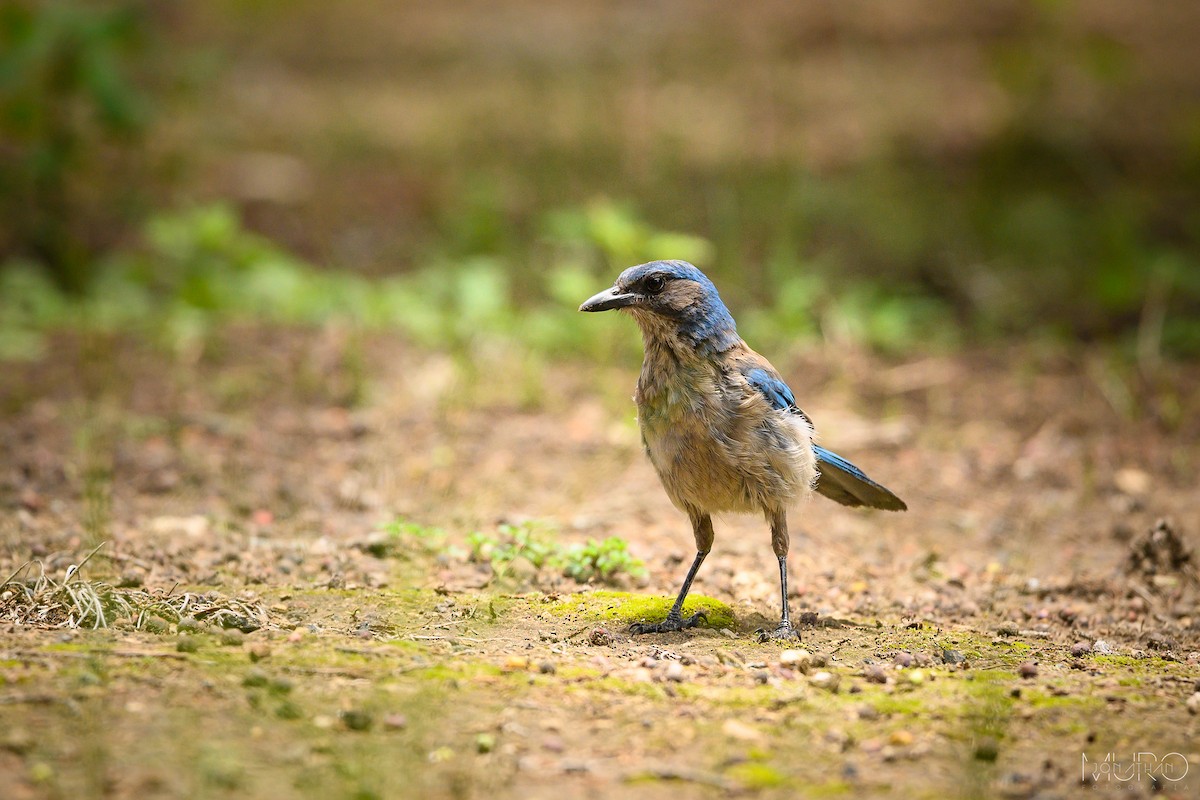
630,512,713,635
760,510,800,641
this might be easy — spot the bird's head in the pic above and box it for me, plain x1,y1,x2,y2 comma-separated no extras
579,260,739,355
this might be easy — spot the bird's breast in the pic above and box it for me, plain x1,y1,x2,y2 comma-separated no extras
635,354,815,514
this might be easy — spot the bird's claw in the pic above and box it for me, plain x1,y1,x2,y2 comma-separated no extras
756,623,800,643
629,611,708,635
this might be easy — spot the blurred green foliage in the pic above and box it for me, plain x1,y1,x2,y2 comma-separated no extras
0,0,153,294
467,522,647,586
0,203,957,364
2,1,1198,357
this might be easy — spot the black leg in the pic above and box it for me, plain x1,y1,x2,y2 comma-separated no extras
629,549,709,634
760,511,800,641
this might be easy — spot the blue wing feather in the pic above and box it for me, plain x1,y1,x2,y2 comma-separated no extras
744,367,811,425
742,364,906,511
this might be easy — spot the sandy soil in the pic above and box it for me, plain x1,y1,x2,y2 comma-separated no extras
1,330,1198,798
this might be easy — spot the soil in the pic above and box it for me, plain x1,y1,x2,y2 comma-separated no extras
1,329,1198,799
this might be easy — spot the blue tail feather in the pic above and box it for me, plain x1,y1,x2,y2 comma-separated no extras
813,445,907,511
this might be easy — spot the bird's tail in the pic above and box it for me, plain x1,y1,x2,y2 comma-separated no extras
813,445,907,511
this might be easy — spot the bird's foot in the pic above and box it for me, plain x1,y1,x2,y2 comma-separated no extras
629,611,707,635
756,622,800,643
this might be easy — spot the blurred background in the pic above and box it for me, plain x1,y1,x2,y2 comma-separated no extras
3,0,1199,362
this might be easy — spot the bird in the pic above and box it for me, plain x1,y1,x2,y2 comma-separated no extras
579,260,906,639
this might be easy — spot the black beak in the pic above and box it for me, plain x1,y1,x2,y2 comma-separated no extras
579,286,639,313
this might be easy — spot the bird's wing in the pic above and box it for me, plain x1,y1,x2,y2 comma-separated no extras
741,365,813,427
738,359,907,512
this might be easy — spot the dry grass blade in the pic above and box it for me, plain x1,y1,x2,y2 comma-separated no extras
0,545,270,632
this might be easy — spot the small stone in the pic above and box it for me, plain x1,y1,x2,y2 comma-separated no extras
974,737,1000,762
2,728,34,755
1186,693,1200,716
752,670,771,685
1114,467,1151,496
864,664,888,684
889,730,914,746
176,636,201,653
663,662,685,683
475,733,496,753
1070,641,1092,657
810,671,840,692
906,669,926,685
383,714,408,730
542,735,564,753
1018,661,1038,679
996,622,1019,637
247,642,271,662
722,719,763,742
589,627,613,647
178,615,203,633
1092,640,1113,654
118,571,143,588
220,629,245,647
141,616,169,634
779,649,813,673
538,661,556,675
502,656,529,672
340,709,373,731
893,652,913,668
941,649,965,665
857,704,879,720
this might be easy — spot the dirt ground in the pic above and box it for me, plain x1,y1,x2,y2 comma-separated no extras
1,329,1198,799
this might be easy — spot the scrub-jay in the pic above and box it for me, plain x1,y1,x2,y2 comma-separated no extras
580,260,906,639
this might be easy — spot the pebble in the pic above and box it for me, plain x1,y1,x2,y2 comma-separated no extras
589,628,613,647
2,728,34,754
857,704,879,720
383,714,408,730
220,629,245,647
779,649,813,673
906,669,926,685
176,636,201,653
1187,693,1200,716
864,665,888,684
893,652,913,668
340,709,373,731
1092,640,1113,654
475,733,496,753
538,661,556,675
247,642,271,662
941,649,965,665
1071,641,1092,657
810,671,840,692
974,737,1000,762
663,662,685,682
889,729,914,746
1018,661,1038,679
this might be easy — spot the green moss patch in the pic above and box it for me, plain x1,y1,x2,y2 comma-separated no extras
546,590,736,631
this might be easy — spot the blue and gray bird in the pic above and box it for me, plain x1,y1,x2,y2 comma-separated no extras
580,260,906,639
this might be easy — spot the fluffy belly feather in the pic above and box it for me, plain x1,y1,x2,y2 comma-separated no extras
640,406,816,514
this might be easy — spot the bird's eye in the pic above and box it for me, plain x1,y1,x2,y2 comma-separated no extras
645,276,666,294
